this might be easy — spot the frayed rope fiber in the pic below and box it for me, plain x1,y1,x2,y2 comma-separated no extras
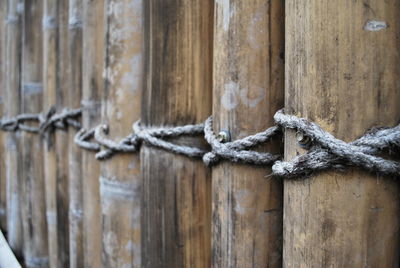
2,106,400,178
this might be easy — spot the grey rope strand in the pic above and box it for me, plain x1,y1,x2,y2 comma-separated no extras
2,106,399,178
272,110,400,177
75,121,207,160
0,106,82,133
202,116,281,166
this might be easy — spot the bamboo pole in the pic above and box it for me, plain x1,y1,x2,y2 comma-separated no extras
81,1,105,267
99,1,143,266
141,1,213,267
284,1,400,267
20,1,49,267
67,0,83,267
5,0,23,257
0,0,7,232
42,0,60,267
53,2,70,265
211,1,284,267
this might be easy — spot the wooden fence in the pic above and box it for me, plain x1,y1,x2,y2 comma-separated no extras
0,0,399,267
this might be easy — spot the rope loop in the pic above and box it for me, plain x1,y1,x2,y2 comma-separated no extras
39,106,82,133
2,106,400,178
132,121,206,158
75,120,207,161
0,106,82,134
203,116,281,166
272,109,400,178
94,124,138,160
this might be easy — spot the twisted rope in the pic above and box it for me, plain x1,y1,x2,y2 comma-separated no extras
203,117,281,166
2,106,399,178
75,121,206,160
75,109,400,178
0,106,82,134
272,110,400,178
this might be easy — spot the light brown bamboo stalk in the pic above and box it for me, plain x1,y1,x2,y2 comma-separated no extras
5,0,23,257
0,0,8,232
284,1,400,267
42,0,59,267
67,0,83,267
20,1,49,267
211,1,284,267
99,1,143,266
141,1,213,267
81,0,105,267
53,1,70,266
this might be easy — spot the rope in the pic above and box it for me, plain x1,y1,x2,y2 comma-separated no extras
203,116,281,166
75,121,206,160
0,106,82,134
272,110,400,178
2,106,400,178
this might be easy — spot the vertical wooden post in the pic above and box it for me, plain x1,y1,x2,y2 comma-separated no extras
81,1,105,267
141,1,213,267
5,0,23,256
43,0,60,267
68,0,83,267
99,1,143,266
284,1,400,267
20,1,49,267
211,1,284,267
0,0,8,232
54,2,70,265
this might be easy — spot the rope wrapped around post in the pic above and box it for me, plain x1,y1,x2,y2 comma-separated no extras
272,110,400,178
1,106,399,178
0,106,82,134
75,121,206,160
202,116,281,166
75,109,400,178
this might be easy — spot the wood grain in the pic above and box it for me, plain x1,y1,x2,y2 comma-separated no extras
54,2,71,265
0,0,7,233
81,0,105,267
284,1,400,267
99,1,143,266
20,1,49,267
67,0,83,267
5,0,23,257
43,0,61,267
141,1,213,267
211,1,284,267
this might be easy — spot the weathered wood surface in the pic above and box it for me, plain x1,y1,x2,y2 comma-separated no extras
20,1,49,267
99,1,143,267
212,1,284,267
0,0,7,233
54,2,71,266
0,230,21,268
141,1,213,267
67,0,83,267
284,1,400,267
81,0,105,267
5,0,23,257
43,0,60,267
